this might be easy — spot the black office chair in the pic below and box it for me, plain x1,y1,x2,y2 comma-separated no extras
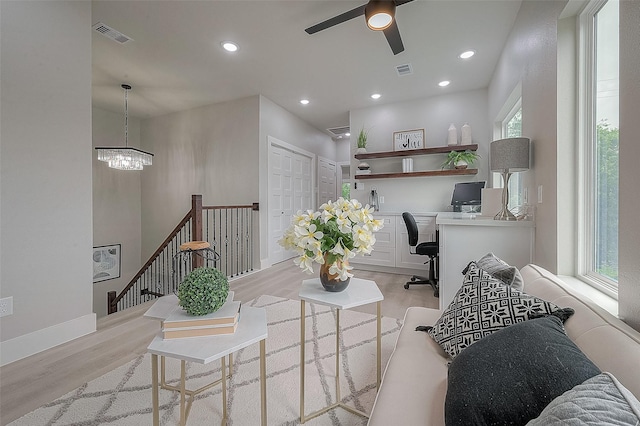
402,212,439,297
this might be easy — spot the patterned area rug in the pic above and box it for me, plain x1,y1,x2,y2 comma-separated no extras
10,295,403,426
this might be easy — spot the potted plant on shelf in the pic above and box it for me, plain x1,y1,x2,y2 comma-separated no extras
441,150,480,170
356,127,368,154
278,198,383,292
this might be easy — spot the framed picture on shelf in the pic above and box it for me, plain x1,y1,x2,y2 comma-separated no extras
93,244,121,283
393,129,425,151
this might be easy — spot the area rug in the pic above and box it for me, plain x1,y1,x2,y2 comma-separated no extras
9,295,403,426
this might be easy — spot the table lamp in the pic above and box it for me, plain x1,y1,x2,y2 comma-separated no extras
490,137,530,220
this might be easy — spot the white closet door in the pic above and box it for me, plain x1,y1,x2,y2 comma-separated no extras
269,144,313,264
318,157,337,205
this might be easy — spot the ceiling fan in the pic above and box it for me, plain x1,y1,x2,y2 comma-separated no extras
305,0,415,55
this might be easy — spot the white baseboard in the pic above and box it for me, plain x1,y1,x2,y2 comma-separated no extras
0,313,96,366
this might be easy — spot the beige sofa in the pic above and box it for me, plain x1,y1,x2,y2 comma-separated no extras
368,264,640,426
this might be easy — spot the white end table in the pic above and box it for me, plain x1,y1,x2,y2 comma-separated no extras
298,277,384,423
146,304,268,426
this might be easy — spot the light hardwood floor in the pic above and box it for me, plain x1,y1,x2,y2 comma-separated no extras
0,261,438,425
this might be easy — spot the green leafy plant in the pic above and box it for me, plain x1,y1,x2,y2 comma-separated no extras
177,267,229,316
441,150,480,169
357,127,368,149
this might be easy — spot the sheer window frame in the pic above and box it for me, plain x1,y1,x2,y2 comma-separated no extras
577,0,619,297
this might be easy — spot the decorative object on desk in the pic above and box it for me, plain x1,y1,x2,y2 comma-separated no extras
278,197,384,292
95,84,153,170
393,129,425,151
356,126,368,154
490,137,530,221
402,157,413,172
441,150,480,170
93,244,121,283
461,122,472,145
177,267,229,315
447,123,458,146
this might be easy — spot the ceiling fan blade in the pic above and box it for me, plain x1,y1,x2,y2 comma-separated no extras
305,4,367,34
383,20,404,55
394,0,414,6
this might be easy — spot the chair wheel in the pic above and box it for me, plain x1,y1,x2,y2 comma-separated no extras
404,283,410,289
410,276,417,282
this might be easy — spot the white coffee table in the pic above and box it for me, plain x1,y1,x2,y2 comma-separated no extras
298,277,384,423
146,303,267,426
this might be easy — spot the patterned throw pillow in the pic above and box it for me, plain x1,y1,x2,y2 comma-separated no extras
424,262,572,359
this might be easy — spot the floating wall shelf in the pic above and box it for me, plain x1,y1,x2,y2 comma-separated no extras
355,168,478,180
354,144,479,180
354,144,478,160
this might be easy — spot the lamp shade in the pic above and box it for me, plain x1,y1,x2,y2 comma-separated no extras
490,137,530,172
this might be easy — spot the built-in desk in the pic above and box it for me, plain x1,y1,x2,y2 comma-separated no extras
436,213,535,309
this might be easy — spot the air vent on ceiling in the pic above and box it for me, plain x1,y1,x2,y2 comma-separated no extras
327,126,350,137
92,22,133,44
395,63,413,76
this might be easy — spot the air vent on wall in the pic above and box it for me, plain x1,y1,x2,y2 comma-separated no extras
395,63,413,76
92,22,133,44
327,126,350,137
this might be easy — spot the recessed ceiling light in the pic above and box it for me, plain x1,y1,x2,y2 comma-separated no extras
371,93,381,99
438,80,450,87
459,50,475,59
345,132,351,137
300,99,309,105
221,41,238,52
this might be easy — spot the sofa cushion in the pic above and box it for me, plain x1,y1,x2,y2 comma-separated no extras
445,315,601,426
526,372,640,425
476,252,524,290
424,262,571,358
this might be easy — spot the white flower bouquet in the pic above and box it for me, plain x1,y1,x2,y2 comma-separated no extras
278,198,384,281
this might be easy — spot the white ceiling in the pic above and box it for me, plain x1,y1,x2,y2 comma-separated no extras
91,0,522,136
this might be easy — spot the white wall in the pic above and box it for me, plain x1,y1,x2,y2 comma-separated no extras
258,95,336,267
0,1,95,365
140,96,260,261
618,0,640,330
349,89,489,213
92,107,142,318
487,0,568,272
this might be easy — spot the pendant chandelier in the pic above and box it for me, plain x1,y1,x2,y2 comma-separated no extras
95,84,153,170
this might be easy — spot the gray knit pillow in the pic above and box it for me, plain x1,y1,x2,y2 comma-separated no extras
476,252,524,291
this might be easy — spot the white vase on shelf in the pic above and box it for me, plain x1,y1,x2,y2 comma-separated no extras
447,123,458,145
461,123,472,145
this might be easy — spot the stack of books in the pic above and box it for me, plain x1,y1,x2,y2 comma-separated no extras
162,292,241,339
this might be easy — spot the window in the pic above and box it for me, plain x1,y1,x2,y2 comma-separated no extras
579,0,619,293
494,96,524,212
503,105,523,210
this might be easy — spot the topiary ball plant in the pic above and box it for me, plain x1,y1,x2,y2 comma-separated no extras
177,267,229,316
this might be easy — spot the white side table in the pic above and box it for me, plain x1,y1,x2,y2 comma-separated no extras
146,305,268,426
298,277,384,423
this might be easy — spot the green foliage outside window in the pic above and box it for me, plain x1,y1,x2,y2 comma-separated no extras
595,120,619,281
341,183,350,199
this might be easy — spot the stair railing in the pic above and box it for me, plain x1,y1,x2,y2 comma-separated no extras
107,195,259,314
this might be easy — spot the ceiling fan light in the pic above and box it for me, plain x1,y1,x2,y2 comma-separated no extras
365,1,395,30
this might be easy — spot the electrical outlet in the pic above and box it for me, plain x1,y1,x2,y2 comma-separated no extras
379,196,385,204
0,297,13,317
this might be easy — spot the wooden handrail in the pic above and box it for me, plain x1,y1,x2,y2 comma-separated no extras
203,203,259,210
107,196,259,315
107,209,193,314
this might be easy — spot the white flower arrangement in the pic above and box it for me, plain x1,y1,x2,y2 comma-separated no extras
278,198,384,281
